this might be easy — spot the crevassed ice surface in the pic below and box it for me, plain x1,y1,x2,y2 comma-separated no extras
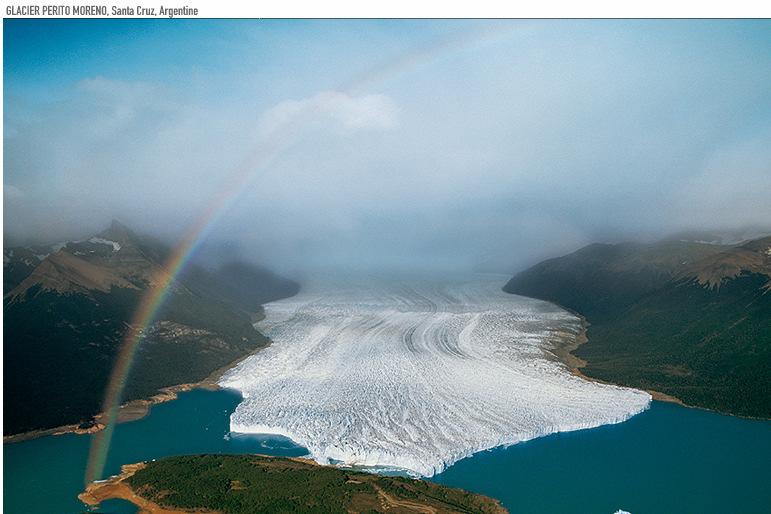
219,274,651,476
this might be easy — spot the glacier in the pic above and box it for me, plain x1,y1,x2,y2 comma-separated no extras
219,274,651,477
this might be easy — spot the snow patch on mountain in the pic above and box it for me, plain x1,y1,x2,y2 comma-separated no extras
88,237,122,252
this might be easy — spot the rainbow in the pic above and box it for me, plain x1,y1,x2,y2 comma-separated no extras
83,22,528,485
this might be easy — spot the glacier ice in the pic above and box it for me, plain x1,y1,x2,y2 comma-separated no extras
219,274,651,477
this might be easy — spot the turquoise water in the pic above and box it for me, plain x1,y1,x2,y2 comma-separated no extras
431,401,771,513
3,390,306,514
4,389,770,514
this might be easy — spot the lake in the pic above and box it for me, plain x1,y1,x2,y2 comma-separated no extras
3,389,770,513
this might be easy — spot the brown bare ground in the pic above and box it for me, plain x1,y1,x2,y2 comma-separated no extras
79,463,220,514
5,250,138,298
371,484,438,514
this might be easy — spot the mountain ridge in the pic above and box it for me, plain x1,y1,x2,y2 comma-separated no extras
504,235,771,418
3,221,299,435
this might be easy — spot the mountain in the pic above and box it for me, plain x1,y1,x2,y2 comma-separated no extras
502,240,727,322
180,261,300,317
3,243,65,294
504,236,771,418
3,221,298,435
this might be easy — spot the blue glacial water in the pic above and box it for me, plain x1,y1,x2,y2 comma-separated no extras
4,389,770,514
3,389,305,514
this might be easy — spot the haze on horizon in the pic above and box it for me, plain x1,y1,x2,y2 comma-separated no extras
4,19,771,275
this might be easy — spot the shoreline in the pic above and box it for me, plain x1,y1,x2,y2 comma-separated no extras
79,457,323,513
547,314,685,406
79,461,209,514
547,310,769,420
79,456,508,514
7,293,764,446
3,342,265,445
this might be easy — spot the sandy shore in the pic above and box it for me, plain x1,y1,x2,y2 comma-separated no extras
547,313,685,406
550,316,771,421
79,461,218,514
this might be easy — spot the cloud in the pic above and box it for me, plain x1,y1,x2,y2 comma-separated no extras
4,21,771,270
257,91,398,138
73,76,171,137
4,184,24,200
669,131,771,230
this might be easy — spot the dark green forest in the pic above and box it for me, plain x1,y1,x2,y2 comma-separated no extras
505,239,771,418
125,454,506,513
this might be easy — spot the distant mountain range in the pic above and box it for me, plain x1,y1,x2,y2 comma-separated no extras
4,221,299,435
504,235,771,418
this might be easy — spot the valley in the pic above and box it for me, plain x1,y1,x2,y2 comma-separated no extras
220,274,651,476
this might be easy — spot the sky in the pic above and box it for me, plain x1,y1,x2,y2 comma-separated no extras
4,19,771,273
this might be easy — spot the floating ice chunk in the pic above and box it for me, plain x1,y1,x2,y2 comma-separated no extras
220,274,651,477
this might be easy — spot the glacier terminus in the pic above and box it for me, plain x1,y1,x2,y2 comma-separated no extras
219,274,651,476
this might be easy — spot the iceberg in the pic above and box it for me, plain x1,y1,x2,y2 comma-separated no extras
220,274,651,477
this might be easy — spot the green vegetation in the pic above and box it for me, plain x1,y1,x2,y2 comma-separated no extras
124,454,506,513
504,237,771,418
504,240,725,322
4,283,265,435
3,222,298,435
577,273,771,417
182,261,300,315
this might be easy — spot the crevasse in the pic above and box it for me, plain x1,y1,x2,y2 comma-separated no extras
219,274,651,477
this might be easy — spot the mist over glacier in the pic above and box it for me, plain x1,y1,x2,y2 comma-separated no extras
6,21,771,274
219,274,651,476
